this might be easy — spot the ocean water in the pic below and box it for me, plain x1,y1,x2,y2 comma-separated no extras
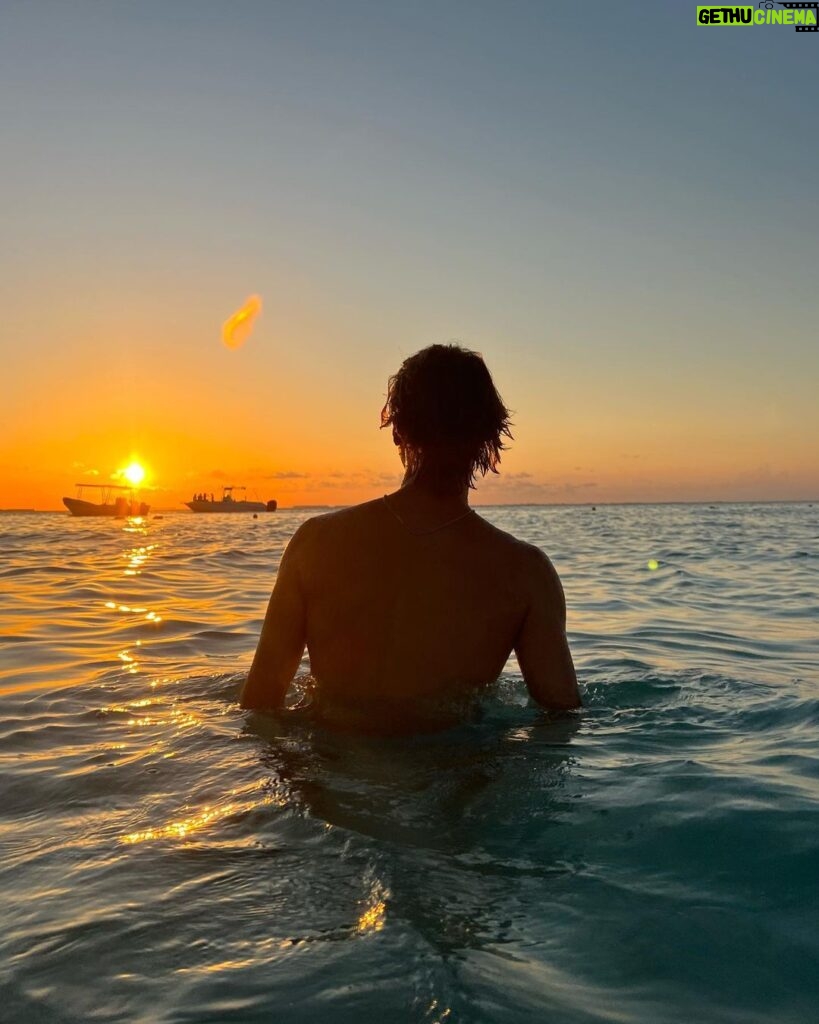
1,503,818,1024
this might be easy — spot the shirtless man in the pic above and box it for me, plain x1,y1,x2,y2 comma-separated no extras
241,344,580,729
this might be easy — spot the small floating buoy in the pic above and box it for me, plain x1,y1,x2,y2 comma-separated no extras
253,513,258,519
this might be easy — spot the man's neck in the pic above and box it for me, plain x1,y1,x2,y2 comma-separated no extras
393,478,470,512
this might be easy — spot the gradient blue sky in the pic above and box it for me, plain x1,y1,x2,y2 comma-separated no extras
2,1,817,507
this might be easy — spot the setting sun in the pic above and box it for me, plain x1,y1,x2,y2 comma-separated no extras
123,462,146,487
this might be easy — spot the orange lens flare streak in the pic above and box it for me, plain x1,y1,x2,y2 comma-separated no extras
222,294,262,350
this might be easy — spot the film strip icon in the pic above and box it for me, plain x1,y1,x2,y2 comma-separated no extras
760,1,819,31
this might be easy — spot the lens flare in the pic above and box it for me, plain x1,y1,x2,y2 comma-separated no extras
222,294,262,350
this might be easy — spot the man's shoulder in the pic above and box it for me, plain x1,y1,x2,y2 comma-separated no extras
473,517,560,588
472,514,544,561
289,500,383,542
306,499,383,527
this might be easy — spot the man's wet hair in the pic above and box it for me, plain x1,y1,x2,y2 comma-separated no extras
380,344,513,495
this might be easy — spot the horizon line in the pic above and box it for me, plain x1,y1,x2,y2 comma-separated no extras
4,497,816,514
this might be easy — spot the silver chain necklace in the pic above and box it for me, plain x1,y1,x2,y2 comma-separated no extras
382,495,475,536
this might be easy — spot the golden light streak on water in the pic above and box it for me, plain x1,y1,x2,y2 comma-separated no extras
170,707,201,730
122,518,148,534
120,783,279,845
122,543,155,576
427,1000,453,1023
357,881,389,934
221,294,262,350
121,801,238,844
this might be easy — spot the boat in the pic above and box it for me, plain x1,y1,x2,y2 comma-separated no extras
63,483,150,518
185,486,277,514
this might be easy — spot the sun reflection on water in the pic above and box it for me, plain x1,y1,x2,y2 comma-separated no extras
427,1000,453,1023
121,517,148,535
103,600,162,624
127,714,154,727
117,649,139,674
122,543,155,576
357,880,389,934
120,783,276,845
122,801,238,844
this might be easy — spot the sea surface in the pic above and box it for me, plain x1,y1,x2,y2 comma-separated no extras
1,503,818,1024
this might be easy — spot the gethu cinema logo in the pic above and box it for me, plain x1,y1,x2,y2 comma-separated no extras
697,3,818,29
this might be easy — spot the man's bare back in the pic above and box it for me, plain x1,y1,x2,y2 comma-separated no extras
240,485,580,728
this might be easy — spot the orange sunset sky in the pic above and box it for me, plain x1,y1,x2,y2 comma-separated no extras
2,4,817,510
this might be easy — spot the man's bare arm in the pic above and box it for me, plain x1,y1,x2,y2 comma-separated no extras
240,526,309,711
514,548,581,710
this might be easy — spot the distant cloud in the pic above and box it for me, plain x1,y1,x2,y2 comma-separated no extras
264,470,309,480
562,481,598,492
478,473,599,501
482,473,542,491
208,469,229,480
286,469,402,490
71,461,99,476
